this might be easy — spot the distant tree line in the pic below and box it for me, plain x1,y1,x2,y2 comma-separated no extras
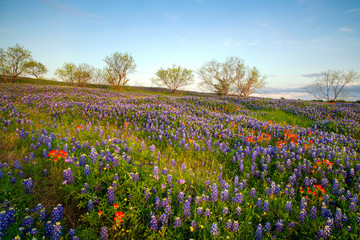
1,43,358,99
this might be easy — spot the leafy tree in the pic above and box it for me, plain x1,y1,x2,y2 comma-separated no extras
0,44,33,83
104,52,136,91
55,62,95,87
305,69,359,101
234,66,266,97
55,62,76,85
198,56,246,96
24,60,48,79
152,64,194,93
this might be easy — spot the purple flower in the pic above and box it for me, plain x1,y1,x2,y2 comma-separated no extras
232,221,239,232
183,200,191,218
107,187,115,205
222,207,229,216
204,208,211,216
210,223,219,238
250,188,256,198
210,183,218,202
100,227,108,240
149,212,158,230
83,165,91,176
255,224,262,240
22,178,34,193
285,201,292,214
196,207,203,215
226,219,232,230
173,217,182,228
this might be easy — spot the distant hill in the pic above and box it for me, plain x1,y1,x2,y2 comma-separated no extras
0,76,214,97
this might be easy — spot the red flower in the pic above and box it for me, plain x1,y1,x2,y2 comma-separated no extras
114,211,124,222
98,210,103,217
113,203,119,209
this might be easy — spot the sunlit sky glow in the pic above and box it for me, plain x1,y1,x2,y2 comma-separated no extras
1,0,360,99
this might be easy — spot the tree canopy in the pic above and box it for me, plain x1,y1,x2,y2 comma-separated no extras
24,60,48,79
104,52,136,91
0,44,34,83
198,56,265,97
55,63,96,87
152,64,194,93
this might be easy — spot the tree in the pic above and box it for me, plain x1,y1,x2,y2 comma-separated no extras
55,62,76,85
152,64,194,93
24,60,48,79
305,69,359,101
0,44,33,83
55,62,95,87
198,56,246,96
234,66,266,97
104,52,136,91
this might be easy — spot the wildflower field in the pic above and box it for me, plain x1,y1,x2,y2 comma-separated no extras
1,83,360,240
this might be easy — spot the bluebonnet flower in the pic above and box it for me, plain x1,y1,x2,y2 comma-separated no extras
88,199,94,212
21,216,34,228
159,214,168,228
204,208,211,216
299,209,307,225
51,204,64,223
83,165,91,176
255,224,262,240
264,222,271,232
178,191,185,204
256,198,262,209
222,207,229,216
52,222,63,240
235,206,242,216
149,212,158,230
263,200,269,213
210,223,219,238
226,219,232,230
285,201,292,214
107,187,115,205
310,206,317,219
210,183,218,202
232,221,239,232
22,178,34,193
275,219,283,232
63,168,74,184
183,200,191,218
335,208,343,229
250,188,256,198
100,227,108,240
196,207,203,215
221,189,229,201
232,193,243,204
173,217,182,228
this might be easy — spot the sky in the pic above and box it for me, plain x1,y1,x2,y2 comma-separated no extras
1,0,360,99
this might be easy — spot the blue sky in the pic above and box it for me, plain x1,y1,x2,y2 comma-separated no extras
1,0,360,99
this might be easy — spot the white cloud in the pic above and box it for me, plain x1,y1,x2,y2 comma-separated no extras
339,27,353,33
346,8,360,14
40,0,101,19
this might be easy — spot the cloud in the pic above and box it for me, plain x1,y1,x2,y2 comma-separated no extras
164,12,178,21
339,27,353,33
346,8,360,14
40,0,101,19
302,73,322,78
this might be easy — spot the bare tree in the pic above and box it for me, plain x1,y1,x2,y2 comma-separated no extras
305,69,359,101
24,60,48,79
104,52,136,91
198,56,245,96
152,64,194,93
0,44,33,83
234,66,266,97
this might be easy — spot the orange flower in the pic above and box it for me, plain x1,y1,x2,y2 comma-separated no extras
113,203,119,209
189,138,193,144
114,211,125,222
98,210,103,217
